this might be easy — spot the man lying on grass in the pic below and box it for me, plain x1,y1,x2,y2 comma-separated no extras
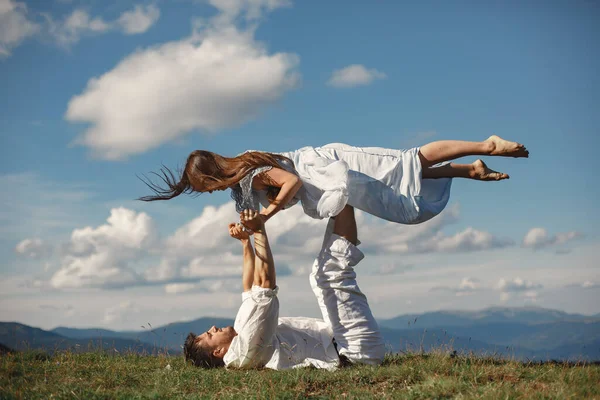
184,207,385,370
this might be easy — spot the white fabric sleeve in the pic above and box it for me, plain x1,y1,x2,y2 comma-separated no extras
224,285,280,369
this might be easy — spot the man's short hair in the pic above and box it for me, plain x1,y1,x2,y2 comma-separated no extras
183,332,225,369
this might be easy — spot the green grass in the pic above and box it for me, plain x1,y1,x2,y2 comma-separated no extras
1,350,599,399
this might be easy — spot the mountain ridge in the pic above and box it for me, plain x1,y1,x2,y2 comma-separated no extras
3,307,599,361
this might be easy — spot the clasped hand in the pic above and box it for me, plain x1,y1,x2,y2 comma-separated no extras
228,209,265,240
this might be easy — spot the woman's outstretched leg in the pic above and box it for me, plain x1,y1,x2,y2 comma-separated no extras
418,135,529,168
422,159,509,181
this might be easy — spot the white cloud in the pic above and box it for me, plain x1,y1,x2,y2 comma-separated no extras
117,4,160,34
6,230,599,330
458,277,479,291
37,198,513,291
374,262,412,276
45,4,160,48
103,300,140,324
497,277,542,292
208,0,291,21
497,277,542,302
50,208,157,289
523,227,583,249
359,207,513,255
165,283,196,294
431,277,482,297
20,196,565,305
0,0,40,56
0,2,161,56
164,279,242,295
182,253,244,278
15,238,51,259
139,202,512,288
327,64,386,88
145,202,313,283
582,281,597,289
44,9,110,47
417,227,514,253
434,276,546,302
65,2,299,160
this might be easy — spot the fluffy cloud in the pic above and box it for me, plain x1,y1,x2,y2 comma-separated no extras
146,203,311,283
431,277,482,297
15,238,51,259
37,198,515,291
497,277,542,292
164,279,243,295
50,208,157,289
143,202,512,287
164,283,197,294
45,9,110,47
45,5,160,47
208,0,291,21
359,206,513,255
1,3,160,55
103,300,140,324
327,64,387,88
65,1,299,160
0,0,40,56
374,262,413,276
116,4,160,34
417,227,514,253
522,228,582,249
497,277,542,302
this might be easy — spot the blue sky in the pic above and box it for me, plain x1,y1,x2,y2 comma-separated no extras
1,0,598,330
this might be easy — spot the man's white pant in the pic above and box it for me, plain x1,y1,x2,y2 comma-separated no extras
309,221,386,365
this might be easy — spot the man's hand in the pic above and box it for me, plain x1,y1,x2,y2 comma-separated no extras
229,222,251,241
240,209,264,233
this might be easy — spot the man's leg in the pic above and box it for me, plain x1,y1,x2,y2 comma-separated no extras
310,206,386,366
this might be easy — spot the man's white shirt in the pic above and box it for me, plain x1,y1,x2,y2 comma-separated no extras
223,285,340,370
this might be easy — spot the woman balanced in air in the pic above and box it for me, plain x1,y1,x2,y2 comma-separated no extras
139,135,528,225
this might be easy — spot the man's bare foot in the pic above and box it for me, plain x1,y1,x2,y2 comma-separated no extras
470,159,509,181
485,135,529,158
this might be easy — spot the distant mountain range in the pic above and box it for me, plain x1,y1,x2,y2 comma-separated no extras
2,307,599,361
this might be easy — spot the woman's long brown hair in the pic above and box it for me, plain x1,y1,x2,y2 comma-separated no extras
138,150,293,202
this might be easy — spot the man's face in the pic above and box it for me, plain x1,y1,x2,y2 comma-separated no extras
195,325,237,357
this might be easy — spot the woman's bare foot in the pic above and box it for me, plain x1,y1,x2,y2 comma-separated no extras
485,135,529,158
470,159,509,181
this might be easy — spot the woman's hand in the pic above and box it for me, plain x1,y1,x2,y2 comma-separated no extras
228,222,251,240
240,209,264,233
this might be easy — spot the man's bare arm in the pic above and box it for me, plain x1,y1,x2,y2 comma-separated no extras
228,223,255,292
240,210,276,289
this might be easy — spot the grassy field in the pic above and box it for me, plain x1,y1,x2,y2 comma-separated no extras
1,350,599,399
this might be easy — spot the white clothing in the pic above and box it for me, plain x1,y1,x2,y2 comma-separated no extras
232,143,453,225
223,228,385,370
223,285,280,369
223,286,339,370
310,225,386,365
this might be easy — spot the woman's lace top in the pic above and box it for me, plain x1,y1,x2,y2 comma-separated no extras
230,166,273,213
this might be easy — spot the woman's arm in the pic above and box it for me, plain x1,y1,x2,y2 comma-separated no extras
255,168,302,221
